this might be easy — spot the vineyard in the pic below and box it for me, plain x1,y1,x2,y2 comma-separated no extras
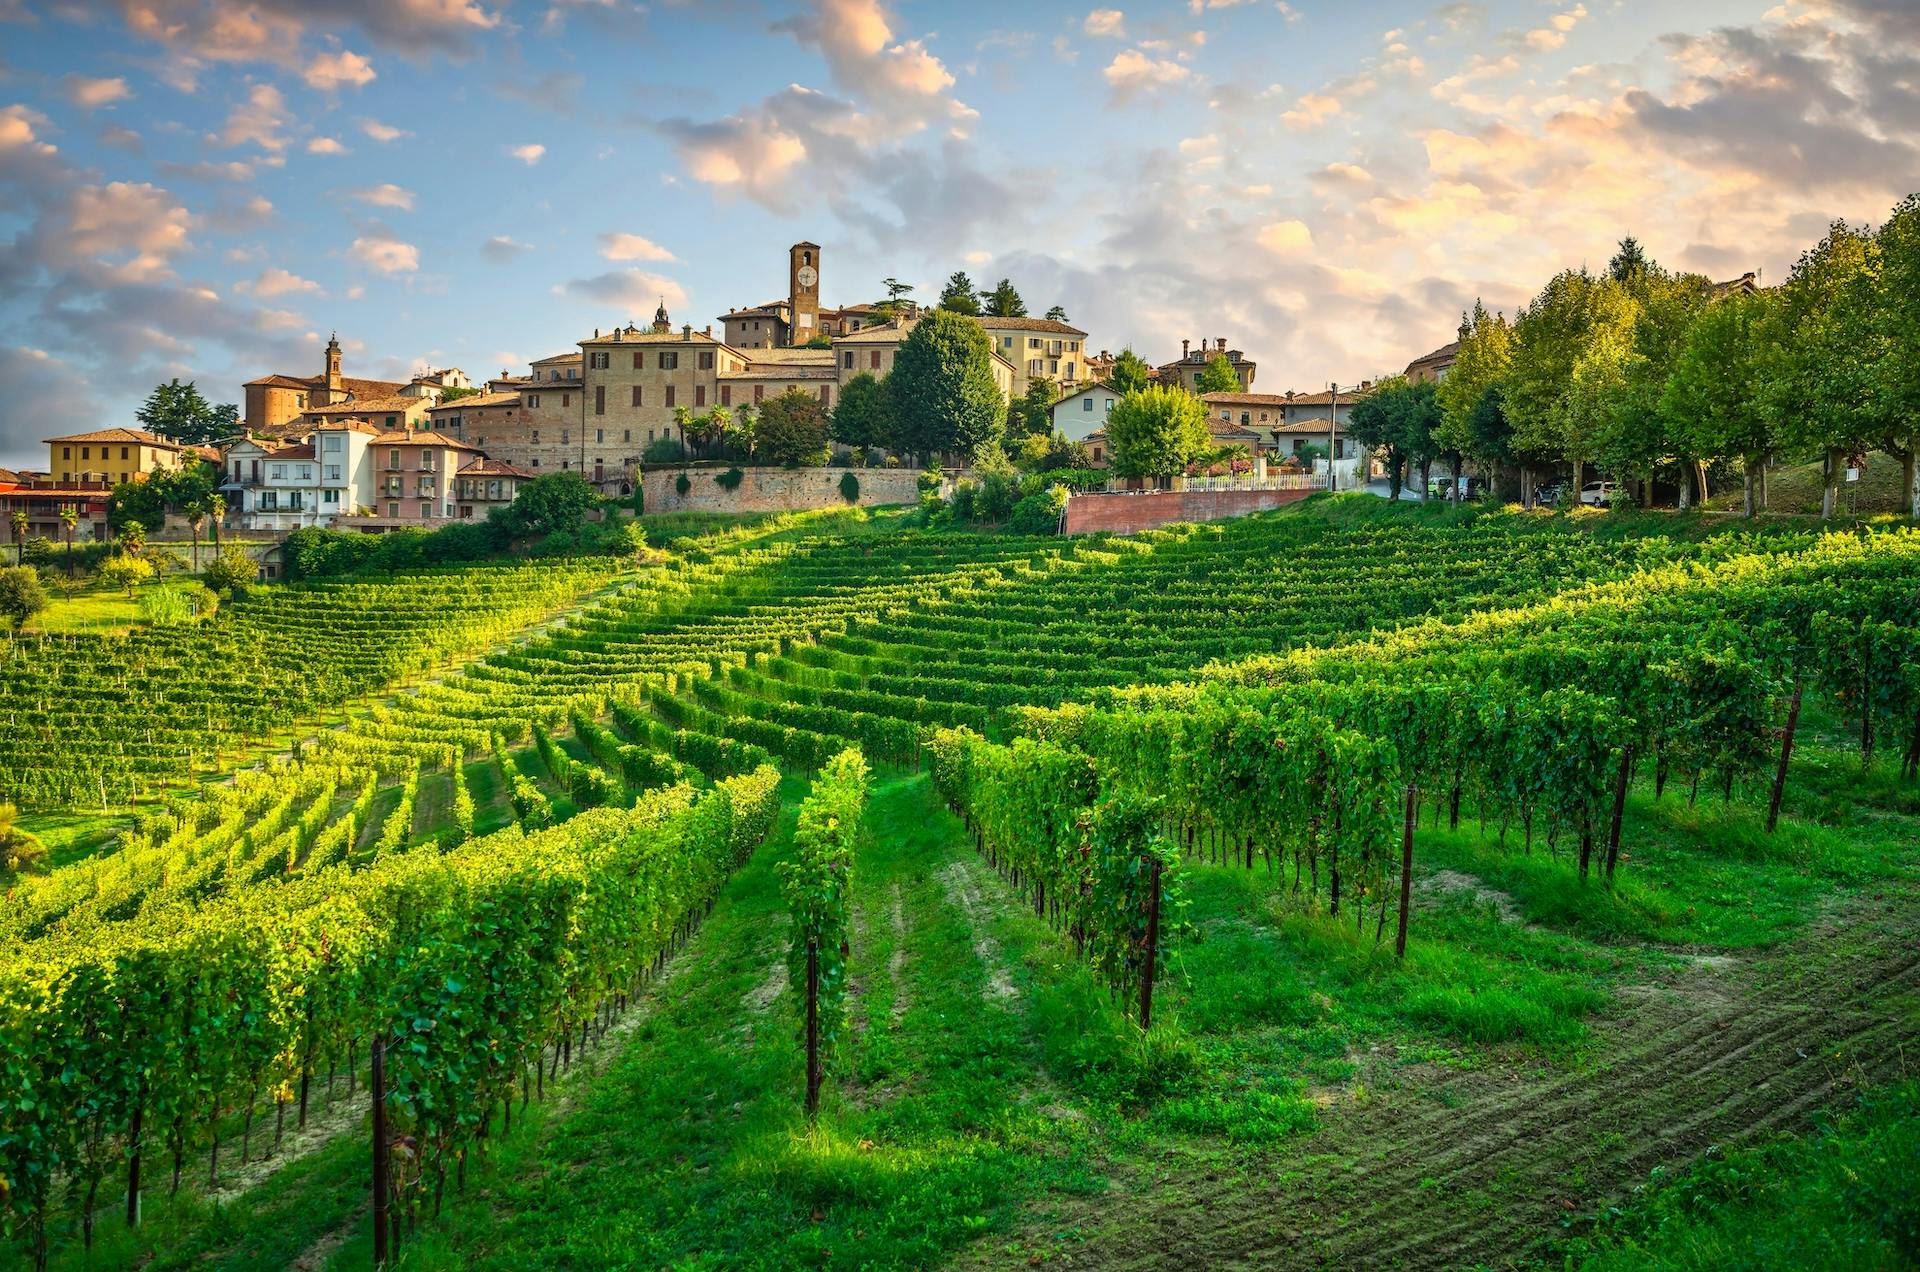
2,498,1916,1271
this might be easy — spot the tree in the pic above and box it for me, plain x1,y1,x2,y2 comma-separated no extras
8,511,24,566
184,500,206,571
0,566,48,633
882,277,914,303
1347,377,1442,499
135,378,238,446
509,471,596,536
0,802,47,881
1194,353,1242,395
830,372,894,461
887,309,1005,462
937,271,982,315
981,278,1027,318
1044,305,1069,322
1865,193,1920,519
98,553,153,596
756,388,832,466
110,457,220,533
1011,377,1056,438
1105,385,1210,479
438,385,482,404
1761,221,1878,519
117,519,146,557
1507,269,1640,502
57,507,77,579
1109,348,1152,396
204,543,255,593
207,494,226,548
1607,236,1650,283
1436,301,1513,469
1661,292,1775,516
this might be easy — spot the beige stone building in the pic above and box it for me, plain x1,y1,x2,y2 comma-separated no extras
1158,338,1257,393
976,316,1088,400
244,334,411,436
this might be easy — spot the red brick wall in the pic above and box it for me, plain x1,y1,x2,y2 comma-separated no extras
1062,487,1314,535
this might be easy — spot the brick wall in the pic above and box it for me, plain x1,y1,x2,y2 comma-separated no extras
642,465,921,514
1062,487,1314,535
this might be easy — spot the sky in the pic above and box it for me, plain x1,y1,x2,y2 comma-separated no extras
1,0,1917,468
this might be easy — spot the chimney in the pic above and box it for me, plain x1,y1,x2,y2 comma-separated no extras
1285,390,1295,401
1360,379,1372,392
594,328,601,338
1181,339,1190,358
1217,337,1226,351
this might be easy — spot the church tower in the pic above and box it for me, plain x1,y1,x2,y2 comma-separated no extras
323,332,344,404
788,242,820,345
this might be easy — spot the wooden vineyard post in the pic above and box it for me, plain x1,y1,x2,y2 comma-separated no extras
1395,784,1416,960
125,1104,142,1229
1766,684,1802,835
1139,856,1163,1031
1605,745,1634,882
804,938,822,1121
372,1034,390,1269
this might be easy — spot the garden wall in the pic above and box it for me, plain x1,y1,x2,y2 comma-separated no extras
641,466,921,515
1062,487,1315,535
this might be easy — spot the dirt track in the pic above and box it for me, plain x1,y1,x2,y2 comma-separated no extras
974,897,1919,1270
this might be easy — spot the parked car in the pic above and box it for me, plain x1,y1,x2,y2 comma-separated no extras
1580,481,1614,507
1533,482,1564,507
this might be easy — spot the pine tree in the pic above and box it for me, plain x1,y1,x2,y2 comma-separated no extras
981,279,1027,318
938,272,982,315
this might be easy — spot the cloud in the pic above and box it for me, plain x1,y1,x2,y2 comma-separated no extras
49,181,194,283
359,118,408,142
205,192,273,231
508,143,545,164
237,266,322,297
1105,49,1193,100
350,182,415,210
555,267,688,313
217,83,288,151
1524,4,1587,52
658,98,812,207
60,75,131,109
480,234,531,263
497,69,583,113
1256,220,1314,254
774,0,970,127
160,159,255,182
1281,92,1343,130
347,233,419,273
112,0,500,62
304,49,376,91
599,232,675,262
0,347,102,468
307,136,346,154
1084,8,1126,38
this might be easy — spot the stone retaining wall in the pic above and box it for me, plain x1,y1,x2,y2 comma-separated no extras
1062,487,1315,535
641,465,920,515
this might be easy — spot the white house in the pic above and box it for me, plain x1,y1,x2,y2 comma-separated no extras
1051,382,1120,442
221,420,379,531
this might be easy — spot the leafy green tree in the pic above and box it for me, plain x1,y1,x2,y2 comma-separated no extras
206,493,226,548
0,565,48,632
438,385,482,404
937,271,982,315
830,372,894,462
110,457,221,533
117,519,146,557
1595,268,1712,504
57,507,77,579
1465,386,1515,476
1044,305,1069,322
135,379,238,446
1193,353,1241,395
8,511,25,566
756,388,832,466
1347,377,1442,499
887,309,1005,462
1507,269,1639,502
509,471,596,536
1039,431,1090,471
883,277,914,303
98,553,153,596
1010,377,1057,438
1105,385,1209,479
1761,220,1878,519
1865,193,1920,518
1661,291,1775,515
1108,348,1152,396
1436,301,1513,466
981,278,1027,318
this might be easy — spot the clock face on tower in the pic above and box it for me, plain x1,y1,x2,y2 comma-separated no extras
796,266,817,290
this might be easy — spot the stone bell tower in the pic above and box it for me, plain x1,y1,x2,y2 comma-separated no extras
788,241,820,345
323,332,344,404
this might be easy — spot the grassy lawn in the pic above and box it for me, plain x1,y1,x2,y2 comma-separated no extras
1701,450,1914,518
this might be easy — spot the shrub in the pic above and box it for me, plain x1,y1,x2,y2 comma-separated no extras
98,553,154,596
675,472,692,496
644,437,688,464
20,537,55,570
838,471,860,504
0,566,48,632
204,543,256,594
715,466,745,491
1009,484,1070,534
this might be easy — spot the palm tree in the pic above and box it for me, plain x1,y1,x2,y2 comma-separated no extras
703,406,733,459
185,500,205,571
57,507,77,579
671,405,695,455
207,494,226,549
119,519,146,557
8,511,25,566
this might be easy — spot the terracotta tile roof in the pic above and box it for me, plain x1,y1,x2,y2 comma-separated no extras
244,373,316,390
246,373,407,398
305,395,423,416
1281,389,1366,406
314,419,383,435
43,427,183,447
272,443,316,460
833,322,912,344
719,366,839,382
1407,341,1460,366
370,429,479,450
530,351,582,366
973,316,1087,336
1709,272,1759,299
428,391,522,412
458,458,535,478
742,347,836,367
579,324,733,347
1202,392,1294,407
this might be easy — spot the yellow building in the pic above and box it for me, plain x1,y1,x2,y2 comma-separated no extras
975,316,1088,400
44,427,203,486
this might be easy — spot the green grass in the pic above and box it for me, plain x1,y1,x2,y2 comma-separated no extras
1554,1082,1920,1271
11,809,132,870
1701,450,1913,518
